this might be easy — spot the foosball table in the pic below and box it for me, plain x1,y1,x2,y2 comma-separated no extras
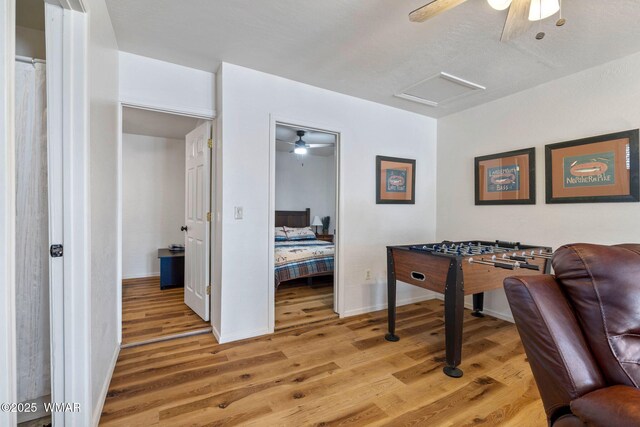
385,240,552,378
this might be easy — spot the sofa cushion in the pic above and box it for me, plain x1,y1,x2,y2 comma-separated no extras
571,385,640,427
553,243,640,387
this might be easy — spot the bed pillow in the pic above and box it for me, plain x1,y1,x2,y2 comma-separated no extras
284,226,316,240
275,227,288,241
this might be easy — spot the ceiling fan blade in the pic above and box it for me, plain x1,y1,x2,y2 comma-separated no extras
307,144,334,148
276,139,295,145
409,0,469,23
501,0,532,41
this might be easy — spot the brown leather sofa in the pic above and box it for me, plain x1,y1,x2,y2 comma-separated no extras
504,243,640,427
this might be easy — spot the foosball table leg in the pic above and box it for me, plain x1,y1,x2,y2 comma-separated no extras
471,292,485,318
443,260,464,378
385,248,400,342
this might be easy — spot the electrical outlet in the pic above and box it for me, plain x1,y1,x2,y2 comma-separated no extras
365,269,372,280
234,206,243,220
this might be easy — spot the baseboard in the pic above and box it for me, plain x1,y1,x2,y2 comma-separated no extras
92,344,119,427
122,271,160,280
342,294,436,318
432,295,515,323
218,327,271,344
212,323,221,343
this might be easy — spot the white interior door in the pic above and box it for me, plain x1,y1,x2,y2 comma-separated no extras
184,122,211,321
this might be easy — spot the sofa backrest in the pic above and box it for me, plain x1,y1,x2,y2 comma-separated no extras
553,243,640,387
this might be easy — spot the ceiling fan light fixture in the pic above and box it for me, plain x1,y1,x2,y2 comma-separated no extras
294,146,307,155
528,0,559,21
487,0,512,11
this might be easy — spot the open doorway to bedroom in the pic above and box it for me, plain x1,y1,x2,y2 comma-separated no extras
119,106,212,346
273,123,339,331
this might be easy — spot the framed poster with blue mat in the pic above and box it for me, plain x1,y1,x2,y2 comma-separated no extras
475,147,535,205
376,155,416,204
545,130,639,204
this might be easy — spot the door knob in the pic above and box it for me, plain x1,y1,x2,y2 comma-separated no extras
181,226,188,232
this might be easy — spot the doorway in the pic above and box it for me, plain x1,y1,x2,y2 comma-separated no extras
272,122,340,331
15,1,51,425
119,106,212,346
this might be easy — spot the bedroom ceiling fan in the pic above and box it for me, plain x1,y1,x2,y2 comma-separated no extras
279,130,334,155
409,0,565,41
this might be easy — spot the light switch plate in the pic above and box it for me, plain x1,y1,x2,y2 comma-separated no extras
234,206,243,219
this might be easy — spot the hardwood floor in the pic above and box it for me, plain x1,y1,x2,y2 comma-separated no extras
122,277,211,345
275,277,337,331
101,299,546,426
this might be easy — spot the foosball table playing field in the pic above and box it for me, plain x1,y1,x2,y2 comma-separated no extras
385,240,552,378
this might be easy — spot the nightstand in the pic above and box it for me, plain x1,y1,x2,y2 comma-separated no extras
316,234,334,243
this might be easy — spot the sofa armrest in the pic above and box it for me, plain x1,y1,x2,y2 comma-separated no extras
571,385,640,427
504,275,605,424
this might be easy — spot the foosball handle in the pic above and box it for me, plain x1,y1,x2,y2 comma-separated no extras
494,261,516,270
518,263,540,271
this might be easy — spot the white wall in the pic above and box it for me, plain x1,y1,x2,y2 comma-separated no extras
86,0,120,420
216,63,438,342
437,51,640,320
16,26,45,59
122,133,185,278
119,51,215,118
275,151,336,233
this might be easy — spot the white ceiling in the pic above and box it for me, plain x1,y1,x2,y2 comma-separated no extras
105,0,640,118
122,107,200,140
276,125,336,157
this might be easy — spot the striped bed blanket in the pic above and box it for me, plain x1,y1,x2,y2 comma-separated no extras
275,239,334,287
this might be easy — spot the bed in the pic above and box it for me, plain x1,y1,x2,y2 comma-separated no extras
274,208,334,288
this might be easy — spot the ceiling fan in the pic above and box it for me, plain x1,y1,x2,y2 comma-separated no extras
409,0,565,41
278,130,334,155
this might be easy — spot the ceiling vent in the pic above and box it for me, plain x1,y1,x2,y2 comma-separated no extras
395,72,486,107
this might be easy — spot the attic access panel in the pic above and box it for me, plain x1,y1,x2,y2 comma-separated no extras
396,72,486,107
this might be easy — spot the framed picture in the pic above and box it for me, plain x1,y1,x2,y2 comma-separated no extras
545,130,639,204
475,148,535,205
376,155,416,204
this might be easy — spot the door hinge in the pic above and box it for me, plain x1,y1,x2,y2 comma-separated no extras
206,285,211,295
208,138,213,149
206,212,211,222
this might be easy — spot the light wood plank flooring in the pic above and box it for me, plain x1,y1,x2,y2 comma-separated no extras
122,277,211,345
275,277,337,331
101,299,545,426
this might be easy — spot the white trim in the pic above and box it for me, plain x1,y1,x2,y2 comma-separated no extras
45,5,92,425
212,323,222,342
268,115,345,333
91,345,119,427
217,328,271,344
0,0,16,424
342,294,436,317
121,272,161,280
120,101,215,121
121,328,212,349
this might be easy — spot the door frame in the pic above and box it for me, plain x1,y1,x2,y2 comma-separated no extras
116,102,215,344
268,115,344,332
2,0,90,425
0,0,17,424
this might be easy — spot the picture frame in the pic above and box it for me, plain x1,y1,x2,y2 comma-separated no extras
474,148,536,205
376,155,416,204
545,130,639,204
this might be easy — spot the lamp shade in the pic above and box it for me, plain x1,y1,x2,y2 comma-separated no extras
487,0,512,11
528,0,559,21
311,216,323,226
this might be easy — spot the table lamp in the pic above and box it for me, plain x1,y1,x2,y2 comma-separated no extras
311,215,323,234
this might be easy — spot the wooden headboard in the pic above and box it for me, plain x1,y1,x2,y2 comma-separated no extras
275,208,310,228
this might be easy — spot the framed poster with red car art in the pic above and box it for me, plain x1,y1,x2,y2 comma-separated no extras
545,130,639,203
